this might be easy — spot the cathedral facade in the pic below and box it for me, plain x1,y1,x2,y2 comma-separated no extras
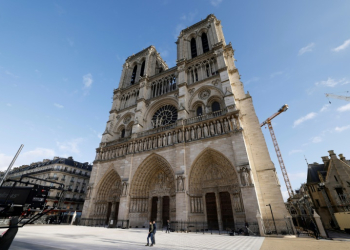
82,14,290,231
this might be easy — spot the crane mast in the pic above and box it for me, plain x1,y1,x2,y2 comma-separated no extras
261,104,294,198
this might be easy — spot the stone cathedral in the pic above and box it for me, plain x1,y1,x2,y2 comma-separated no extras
82,14,290,231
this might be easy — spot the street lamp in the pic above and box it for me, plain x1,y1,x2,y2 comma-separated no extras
266,204,277,234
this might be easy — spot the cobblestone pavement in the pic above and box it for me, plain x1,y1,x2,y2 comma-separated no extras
10,225,264,250
261,237,350,250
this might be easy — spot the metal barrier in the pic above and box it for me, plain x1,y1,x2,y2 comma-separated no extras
76,218,129,229
262,217,294,235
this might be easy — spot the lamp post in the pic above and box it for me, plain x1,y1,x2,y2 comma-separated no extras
266,204,277,234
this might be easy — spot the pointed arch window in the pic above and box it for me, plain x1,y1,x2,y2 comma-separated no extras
191,38,197,58
201,33,209,53
140,61,145,77
130,65,137,85
121,129,125,138
212,101,220,112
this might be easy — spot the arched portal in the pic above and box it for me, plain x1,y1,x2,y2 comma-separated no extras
129,153,176,226
189,148,241,230
93,169,122,226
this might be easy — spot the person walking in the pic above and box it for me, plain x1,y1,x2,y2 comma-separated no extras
146,221,154,247
152,221,157,245
166,220,170,233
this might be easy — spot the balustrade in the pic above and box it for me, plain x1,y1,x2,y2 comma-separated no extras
96,110,240,162
187,56,218,85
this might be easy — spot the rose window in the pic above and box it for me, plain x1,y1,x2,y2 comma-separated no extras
152,105,178,128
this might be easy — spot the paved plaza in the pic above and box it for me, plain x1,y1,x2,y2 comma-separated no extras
8,225,350,250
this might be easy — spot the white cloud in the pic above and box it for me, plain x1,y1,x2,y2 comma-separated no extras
281,190,289,201
0,148,56,171
320,104,329,112
210,0,223,6
5,70,19,78
83,73,93,88
337,103,350,112
244,76,260,85
298,43,315,56
57,138,84,154
83,73,93,95
335,125,350,132
0,153,14,171
289,149,303,155
54,103,64,108
270,71,283,78
312,136,322,143
315,77,349,87
293,112,317,127
332,39,350,52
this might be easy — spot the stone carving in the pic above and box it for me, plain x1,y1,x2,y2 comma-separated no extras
241,167,251,186
210,122,215,135
123,115,131,124
122,182,128,196
233,194,243,212
177,176,184,192
86,185,93,199
216,120,222,134
212,79,220,86
203,124,209,137
199,89,211,100
189,88,195,95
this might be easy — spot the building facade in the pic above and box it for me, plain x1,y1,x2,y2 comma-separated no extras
306,150,350,230
82,14,290,230
1,157,92,217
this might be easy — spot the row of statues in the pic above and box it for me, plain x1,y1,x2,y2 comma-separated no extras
97,116,239,161
129,199,148,213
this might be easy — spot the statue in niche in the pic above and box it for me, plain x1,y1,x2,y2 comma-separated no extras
216,120,222,134
210,122,215,135
173,131,177,144
122,183,128,196
185,128,189,141
168,132,172,145
241,168,251,186
203,124,208,137
178,129,183,142
163,134,167,146
134,141,139,152
86,185,92,199
233,194,242,212
158,172,165,189
224,119,230,132
197,125,202,139
158,136,162,147
191,127,195,140
153,136,157,148
148,138,152,149
177,176,184,191
143,139,148,150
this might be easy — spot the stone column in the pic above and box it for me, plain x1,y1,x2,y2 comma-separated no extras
215,192,223,231
108,202,116,227
157,196,162,223
313,210,327,238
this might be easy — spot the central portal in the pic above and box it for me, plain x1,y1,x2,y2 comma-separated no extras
162,196,170,226
151,197,158,221
205,193,219,229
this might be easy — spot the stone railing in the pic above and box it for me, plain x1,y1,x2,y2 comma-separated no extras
149,67,177,99
95,109,240,162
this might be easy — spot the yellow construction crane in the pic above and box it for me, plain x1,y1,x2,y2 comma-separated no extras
260,104,294,198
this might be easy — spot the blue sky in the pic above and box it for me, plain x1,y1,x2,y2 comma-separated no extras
1,1,349,200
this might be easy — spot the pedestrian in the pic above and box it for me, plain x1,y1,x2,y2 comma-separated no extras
146,221,154,247
310,221,319,240
152,221,157,245
166,220,170,233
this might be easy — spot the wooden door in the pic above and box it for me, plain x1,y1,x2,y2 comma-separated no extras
205,193,219,230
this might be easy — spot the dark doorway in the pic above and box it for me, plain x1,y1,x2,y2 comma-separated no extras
151,197,158,221
205,193,219,230
105,202,112,225
219,192,234,230
114,202,120,222
162,196,170,226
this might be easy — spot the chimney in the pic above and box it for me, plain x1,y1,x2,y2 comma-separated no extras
328,150,338,159
339,154,346,161
321,156,330,165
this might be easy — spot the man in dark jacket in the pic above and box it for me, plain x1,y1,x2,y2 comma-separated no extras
152,221,157,245
146,221,154,246
166,220,170,233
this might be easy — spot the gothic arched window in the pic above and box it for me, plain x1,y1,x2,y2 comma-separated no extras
121,129,125,138
196,106,203,116
130,65,137,85
191,38,197,58
201,33,209,53
152,105,178,128
140,61,145,77
212,101,220,112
